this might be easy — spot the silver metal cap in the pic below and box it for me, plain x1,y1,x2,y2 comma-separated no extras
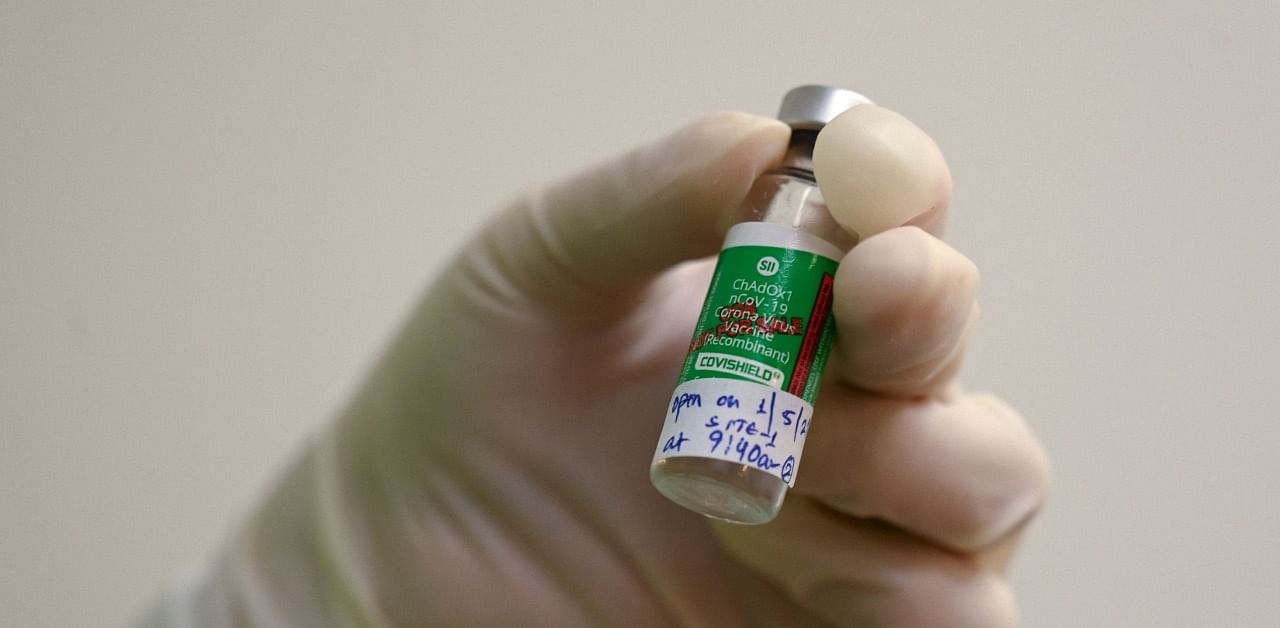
777,85,873,130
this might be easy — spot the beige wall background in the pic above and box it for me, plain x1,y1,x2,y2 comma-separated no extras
3,2,1277,626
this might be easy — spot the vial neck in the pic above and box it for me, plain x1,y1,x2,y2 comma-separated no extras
772,130,817,182
742,128,856,252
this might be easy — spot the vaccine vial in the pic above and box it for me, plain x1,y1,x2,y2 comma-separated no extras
650,85,871,524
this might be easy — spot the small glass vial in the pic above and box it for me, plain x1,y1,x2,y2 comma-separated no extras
650,85,870,524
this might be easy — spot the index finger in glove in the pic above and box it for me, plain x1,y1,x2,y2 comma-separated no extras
713,496,1020,628
829,226,980,399
464,112,790,318
796,387,1050,553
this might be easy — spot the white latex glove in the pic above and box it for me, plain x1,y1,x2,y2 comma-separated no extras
138,111,1049,628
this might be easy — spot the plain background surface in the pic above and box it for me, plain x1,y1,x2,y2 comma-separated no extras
3,2,1278,626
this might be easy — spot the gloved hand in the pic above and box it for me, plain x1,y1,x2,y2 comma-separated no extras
140,111,1049,627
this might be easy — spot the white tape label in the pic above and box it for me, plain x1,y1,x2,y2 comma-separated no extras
653,377,813,487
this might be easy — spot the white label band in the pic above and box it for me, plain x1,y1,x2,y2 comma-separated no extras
722,222,842,261
653,378,813,487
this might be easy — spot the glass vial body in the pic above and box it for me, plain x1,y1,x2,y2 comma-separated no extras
650,128,857,524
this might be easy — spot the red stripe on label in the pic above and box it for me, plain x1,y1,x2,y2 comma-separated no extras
787,272,835,397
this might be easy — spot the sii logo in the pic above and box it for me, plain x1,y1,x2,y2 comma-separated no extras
756,255,780,277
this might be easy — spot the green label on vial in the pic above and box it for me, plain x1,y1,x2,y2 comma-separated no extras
678,244,838,404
